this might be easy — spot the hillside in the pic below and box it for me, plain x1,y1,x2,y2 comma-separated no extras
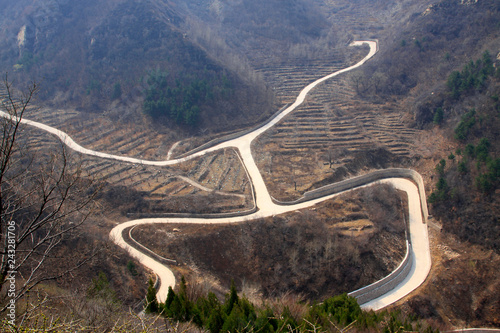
354,0,500,253
352,0,500,327
0,0,433,137
1,0,500,331
132,184,407,301
0,0,277,135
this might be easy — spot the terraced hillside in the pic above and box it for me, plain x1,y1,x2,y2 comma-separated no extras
253,57,420,200
26,108,175,160
19,121,253,215
318,0,433,40
88,155,251,216
16,50,360,214
254,47,366,105
23,40,418,205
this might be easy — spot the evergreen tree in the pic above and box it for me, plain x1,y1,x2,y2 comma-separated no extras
207,309,224,333
433,107,444,125
475,138,490,162
165,286,176,309
435,159,446,175
145,278,158,313
454,109,476,141
225,280,239,315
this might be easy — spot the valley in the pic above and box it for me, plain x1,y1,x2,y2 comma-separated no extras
3,39,432,311
0,0,499,331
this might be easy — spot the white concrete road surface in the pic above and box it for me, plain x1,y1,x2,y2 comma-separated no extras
2,40,431,310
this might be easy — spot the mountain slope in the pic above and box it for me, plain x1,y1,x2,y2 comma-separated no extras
0,0,277,134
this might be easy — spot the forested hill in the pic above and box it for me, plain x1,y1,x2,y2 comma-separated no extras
355,0,500,254
0,0,286,133
0,0,433,135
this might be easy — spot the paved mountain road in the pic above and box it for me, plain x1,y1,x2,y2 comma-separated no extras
1,40,431,310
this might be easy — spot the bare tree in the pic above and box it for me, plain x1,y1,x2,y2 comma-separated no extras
288,248,300,274
350,73,363,95
324,236,334,270
350,72,370,96
0,76,99,313
326,147,334,169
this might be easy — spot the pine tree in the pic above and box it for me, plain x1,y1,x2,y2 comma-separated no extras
145,278,158,313
225,280,239,315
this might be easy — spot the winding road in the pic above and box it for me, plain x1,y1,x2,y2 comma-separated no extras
1,40,431,311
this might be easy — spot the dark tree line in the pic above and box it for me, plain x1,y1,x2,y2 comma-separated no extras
143,70,233,128
144,277,437,333
447,51,496,99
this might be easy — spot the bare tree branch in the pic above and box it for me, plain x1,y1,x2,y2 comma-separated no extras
0,76,99,313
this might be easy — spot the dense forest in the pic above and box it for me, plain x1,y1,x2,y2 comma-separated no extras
142,70,233,128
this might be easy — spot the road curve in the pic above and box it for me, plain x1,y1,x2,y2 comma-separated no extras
2,40,431,310
110,176,431,309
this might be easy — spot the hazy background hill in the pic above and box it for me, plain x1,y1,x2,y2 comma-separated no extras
0,0,429,136
0,0,279,134
0,0,342,136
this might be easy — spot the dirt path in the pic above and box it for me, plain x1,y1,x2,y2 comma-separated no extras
1,40,431,310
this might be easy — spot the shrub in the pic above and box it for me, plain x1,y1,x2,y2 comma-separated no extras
454,109,476,141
